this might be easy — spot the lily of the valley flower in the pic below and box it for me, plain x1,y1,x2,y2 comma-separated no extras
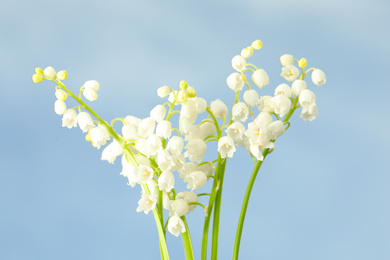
311,69,326,86
62,109,77,129
167,216,186,237
217,136,236,158
251,69,269,89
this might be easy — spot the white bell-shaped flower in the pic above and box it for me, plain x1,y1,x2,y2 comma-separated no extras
169,199,189,217
90,125,110,149
279,54,293,66
166,136,184,154
101,140,124,164
254,112,273,128
280,65,299,82
299,89,316,107
227,73,245,92
184,139,207,163
55,89,68,101
199,122,217,139
231,55,246,72
258,96,273,113
145,134,162,157
124,115,142,127
54,100,67,115
274,83,292,97
156,149,174,171
176,191,199,213
232,102,249,122
210,99,228,119
300,103,318,121
136,164,154,183
291,79,307,97
311,69,326,86
226,122,246,143
192,97,207,114
243,89,259,107
251,69,269,89
150,105,167,122
120,154,138,187
270,95,291,117
136,194,157,214
156,120,172,139
184,171,208,190
62,109,77,129
178,162,197,179
167,216,186,237
266,120,285,139
217,136,236,158
122,124,139,140
138,117,155,138
158,170,175,193
77,112,94,133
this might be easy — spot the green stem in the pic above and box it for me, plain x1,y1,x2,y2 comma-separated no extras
211,159,227,260
232,149,269,260
181,217,195,260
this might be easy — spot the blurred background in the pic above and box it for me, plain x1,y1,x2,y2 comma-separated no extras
1,0,389,259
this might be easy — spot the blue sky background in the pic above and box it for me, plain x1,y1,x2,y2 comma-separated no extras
1,0,390,259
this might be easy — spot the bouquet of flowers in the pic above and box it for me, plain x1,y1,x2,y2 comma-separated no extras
32,39,326,260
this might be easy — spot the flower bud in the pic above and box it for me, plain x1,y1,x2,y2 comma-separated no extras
187,86,197,98
83,88,98,101
210,99,228,118
279,54,293,66
251,40,263,50
43,66,56,79
240,46,253,59
298,58,307,68
57,70,68,80
177,89,188,103
311,69,326,86
32,74,43,83
157,86,170,98
55,89,68,101
251,69,269,89
243,89,259,107
35,67,44,75
291,79,307,97
84,80,100,91
180,80,188,89
54,100,67,115
150,104,167,122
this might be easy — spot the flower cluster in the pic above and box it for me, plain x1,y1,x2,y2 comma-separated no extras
32,39,325,244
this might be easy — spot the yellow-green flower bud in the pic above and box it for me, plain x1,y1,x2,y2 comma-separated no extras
178,89,188,102
57,70,68,80
251,40,263,50
298,58,308,68
241,46,253,59
35,67,44,75
179,80,188,89
187,86,197,98
32,74,43,83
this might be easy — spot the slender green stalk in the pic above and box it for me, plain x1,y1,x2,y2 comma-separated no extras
201,155,222,260
181,217,195,260
232,149,269,260
211,159,227,260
